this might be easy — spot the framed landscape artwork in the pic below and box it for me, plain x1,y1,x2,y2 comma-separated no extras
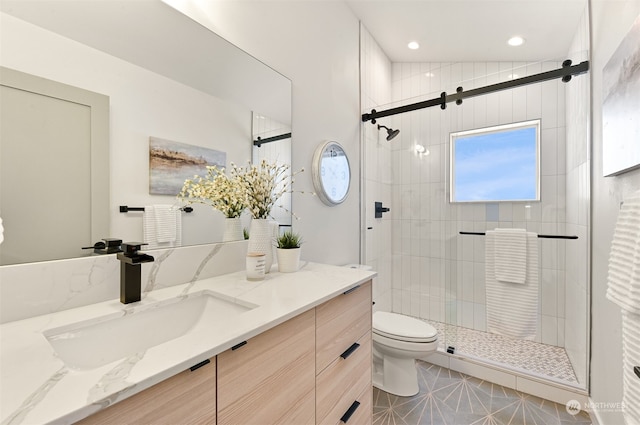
149,137,226,195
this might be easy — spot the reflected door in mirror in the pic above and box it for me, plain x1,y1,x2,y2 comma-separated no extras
0,68,109,265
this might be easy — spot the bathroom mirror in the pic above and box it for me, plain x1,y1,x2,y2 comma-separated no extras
0,0,291,265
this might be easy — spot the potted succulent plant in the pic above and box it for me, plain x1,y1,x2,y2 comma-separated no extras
275,230,302,273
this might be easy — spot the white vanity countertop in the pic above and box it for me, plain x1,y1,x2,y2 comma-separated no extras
0,262,376,425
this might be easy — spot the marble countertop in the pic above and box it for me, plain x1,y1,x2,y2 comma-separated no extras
0,262,376,425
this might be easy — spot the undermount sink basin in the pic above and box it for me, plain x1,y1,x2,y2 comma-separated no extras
44,291,257,370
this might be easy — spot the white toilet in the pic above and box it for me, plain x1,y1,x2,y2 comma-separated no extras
372,311,439,397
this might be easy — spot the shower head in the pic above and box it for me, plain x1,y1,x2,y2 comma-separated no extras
377,124,400,141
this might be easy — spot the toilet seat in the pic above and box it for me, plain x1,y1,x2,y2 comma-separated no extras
373,311,438,343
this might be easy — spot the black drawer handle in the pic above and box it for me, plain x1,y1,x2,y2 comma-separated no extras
340,342,360,360
340,400,360,423
231,341,247,351
189,359,210,372
343,285,361,295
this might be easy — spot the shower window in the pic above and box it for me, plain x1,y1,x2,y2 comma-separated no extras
450,119,540,203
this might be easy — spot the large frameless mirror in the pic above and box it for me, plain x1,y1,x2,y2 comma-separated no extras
0,0,291,265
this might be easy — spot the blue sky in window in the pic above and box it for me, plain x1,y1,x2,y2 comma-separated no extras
453,126,537,202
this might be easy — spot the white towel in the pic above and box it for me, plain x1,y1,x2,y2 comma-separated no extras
143,205,182,249
491,228,527,284
485,231,538,340
153,205,177,243
622,311,640,425
607,190,640,314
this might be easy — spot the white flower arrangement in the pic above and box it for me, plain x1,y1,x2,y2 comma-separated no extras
231,160,304,219
178,166,246,218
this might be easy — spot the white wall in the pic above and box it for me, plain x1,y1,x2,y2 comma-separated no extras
0,12,252,246
163,1,362,265
590,1,640,423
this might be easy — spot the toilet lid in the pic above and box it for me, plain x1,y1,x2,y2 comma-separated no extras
373,311,438,342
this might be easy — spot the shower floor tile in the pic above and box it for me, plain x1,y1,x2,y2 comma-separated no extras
425,320,580,386
373,362,592,425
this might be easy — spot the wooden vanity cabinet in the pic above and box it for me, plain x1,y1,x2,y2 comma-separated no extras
217,308,316,425
315,281,372,425
77,279,372,425
217,281,372,425
76,357,216,425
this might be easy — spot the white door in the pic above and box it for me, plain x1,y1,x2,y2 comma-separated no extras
0,68,109,265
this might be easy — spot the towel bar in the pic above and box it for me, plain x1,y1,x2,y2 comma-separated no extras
459,231,578,240
119,205,193,213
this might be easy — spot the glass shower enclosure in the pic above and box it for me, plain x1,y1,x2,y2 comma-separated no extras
361,21,591,391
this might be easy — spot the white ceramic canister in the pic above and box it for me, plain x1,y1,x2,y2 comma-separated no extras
246,252,266,280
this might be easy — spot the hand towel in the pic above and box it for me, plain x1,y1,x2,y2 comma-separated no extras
143,205,182,249
607,190,640,314
153,205,177,243
490,228,528,284
485,230,538,340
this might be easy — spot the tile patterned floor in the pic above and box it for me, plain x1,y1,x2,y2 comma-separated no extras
373,362,592,425
427,320,580,386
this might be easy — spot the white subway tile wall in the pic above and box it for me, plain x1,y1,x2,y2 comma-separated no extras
386,58,568,345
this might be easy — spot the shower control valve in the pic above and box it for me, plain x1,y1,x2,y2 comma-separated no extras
375,201,390,218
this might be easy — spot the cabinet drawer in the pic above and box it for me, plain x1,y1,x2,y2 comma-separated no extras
77,357,216,425
217,309,316,425
332,385,373,425
316,331,372,425
316,280,372,374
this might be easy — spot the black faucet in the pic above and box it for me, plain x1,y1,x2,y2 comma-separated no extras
117,242,154,304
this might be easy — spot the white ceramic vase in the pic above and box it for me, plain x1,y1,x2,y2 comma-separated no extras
247,219,277,273
276,248,301,273
222,217,244,242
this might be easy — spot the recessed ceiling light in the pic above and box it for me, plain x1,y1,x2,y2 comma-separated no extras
507,36,525,47
407,41,420,50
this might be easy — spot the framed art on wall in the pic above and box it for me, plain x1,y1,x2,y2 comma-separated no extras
149,137,226,195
